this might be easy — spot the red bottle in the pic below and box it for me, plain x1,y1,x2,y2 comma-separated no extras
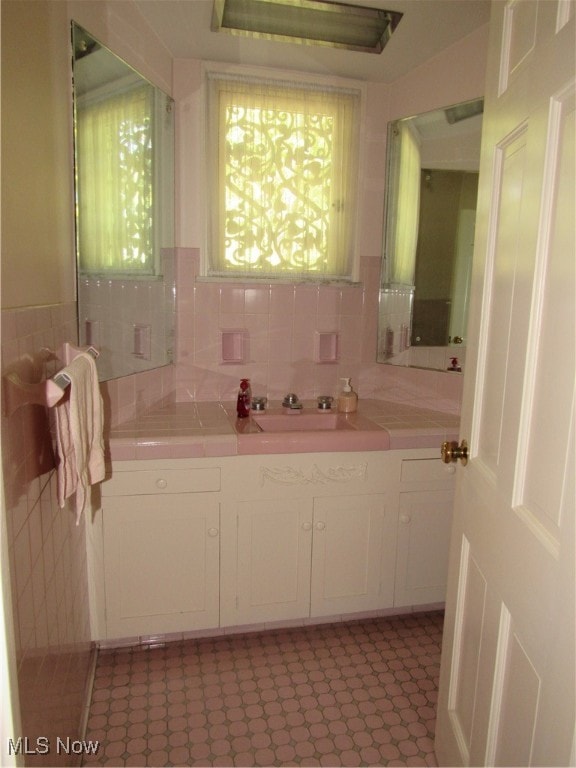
236,378,252,418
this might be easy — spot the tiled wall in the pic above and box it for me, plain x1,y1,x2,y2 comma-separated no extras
1,304,94,766
102,365,175,429
378,286,414,364
172,247,463,413
174,248,379,402
94,247,463,429
78,250,176,381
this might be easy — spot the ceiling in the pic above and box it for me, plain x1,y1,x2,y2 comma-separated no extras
133,0,491,83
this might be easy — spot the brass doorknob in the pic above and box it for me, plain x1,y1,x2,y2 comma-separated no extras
441,439,468,466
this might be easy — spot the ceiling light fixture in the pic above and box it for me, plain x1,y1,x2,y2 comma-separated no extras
212,0,403,54
444,99,484,124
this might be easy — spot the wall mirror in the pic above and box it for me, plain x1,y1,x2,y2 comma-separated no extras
377,98,483,372
71,22,175,381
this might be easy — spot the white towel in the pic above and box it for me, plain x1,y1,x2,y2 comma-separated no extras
54,352,105,524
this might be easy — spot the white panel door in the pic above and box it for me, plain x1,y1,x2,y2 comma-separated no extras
435,1,575,766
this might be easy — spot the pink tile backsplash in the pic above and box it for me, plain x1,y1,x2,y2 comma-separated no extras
89,248,461,428
3,262,461,479
101,365,176,429
171,249,462,414
1,303,94,766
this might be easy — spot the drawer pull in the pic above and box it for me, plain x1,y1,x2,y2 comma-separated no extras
315,521,326,531
400,514,411,524
208,527,219,537
156,478,168,489
302,522,312,531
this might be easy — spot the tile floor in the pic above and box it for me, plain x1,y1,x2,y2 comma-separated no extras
83,611,443,767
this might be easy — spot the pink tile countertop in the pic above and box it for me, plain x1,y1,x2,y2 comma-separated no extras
107,399,460,461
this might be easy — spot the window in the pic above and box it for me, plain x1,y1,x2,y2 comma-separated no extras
207,73,361,280
76,82,155,275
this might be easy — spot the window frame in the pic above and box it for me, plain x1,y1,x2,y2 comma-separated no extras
202,63,365,284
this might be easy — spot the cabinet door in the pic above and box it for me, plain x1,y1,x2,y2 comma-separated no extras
310,494,394,617
102,493,220,639
394,488,454,607
229,498,313,626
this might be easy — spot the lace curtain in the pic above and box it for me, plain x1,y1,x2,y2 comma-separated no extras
207,74,360,280
76,83,154,274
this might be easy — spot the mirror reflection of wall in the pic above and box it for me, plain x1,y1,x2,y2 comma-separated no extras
72,23,175,381
378,98,483,372
412,169,478,346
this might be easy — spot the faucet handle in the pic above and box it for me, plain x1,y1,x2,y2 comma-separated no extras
283,393,302,409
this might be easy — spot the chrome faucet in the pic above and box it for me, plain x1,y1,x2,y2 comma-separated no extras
282,393,303,409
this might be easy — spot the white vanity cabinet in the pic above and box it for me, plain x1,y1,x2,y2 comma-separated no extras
394,455,456,608
88,447,456,643
218,453,398,627
93,461,221,640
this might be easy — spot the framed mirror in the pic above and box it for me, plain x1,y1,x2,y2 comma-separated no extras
377,98,483,372
71,23,175,381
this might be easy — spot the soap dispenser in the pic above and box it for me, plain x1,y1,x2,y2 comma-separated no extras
236,378,252,418
337,377,358,414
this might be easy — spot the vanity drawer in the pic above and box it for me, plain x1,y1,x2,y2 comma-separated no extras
102,467,221,497
400,458,455,484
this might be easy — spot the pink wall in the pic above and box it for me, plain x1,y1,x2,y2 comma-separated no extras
38,7,480,433
1,304,93,766
161,29,487,420
100,246,463,429
100,248,463,429
389,26,489,122
172,249,463,413
1,2,100,757
1,0,76,310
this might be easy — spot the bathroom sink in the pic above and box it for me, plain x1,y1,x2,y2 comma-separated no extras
252,412,356,432
235,407,391,454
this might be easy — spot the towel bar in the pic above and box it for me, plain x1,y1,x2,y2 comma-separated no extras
2,343,99,416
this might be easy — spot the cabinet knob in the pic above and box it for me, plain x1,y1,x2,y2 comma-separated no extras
208,527,219,537
315,521,326,531
156,478,168,489
302,522,313,531
400,514,411,524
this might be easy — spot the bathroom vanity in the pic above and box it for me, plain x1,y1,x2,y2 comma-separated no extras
88,402,458,644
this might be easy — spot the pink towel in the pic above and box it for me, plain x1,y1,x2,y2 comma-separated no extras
54,352,105,524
